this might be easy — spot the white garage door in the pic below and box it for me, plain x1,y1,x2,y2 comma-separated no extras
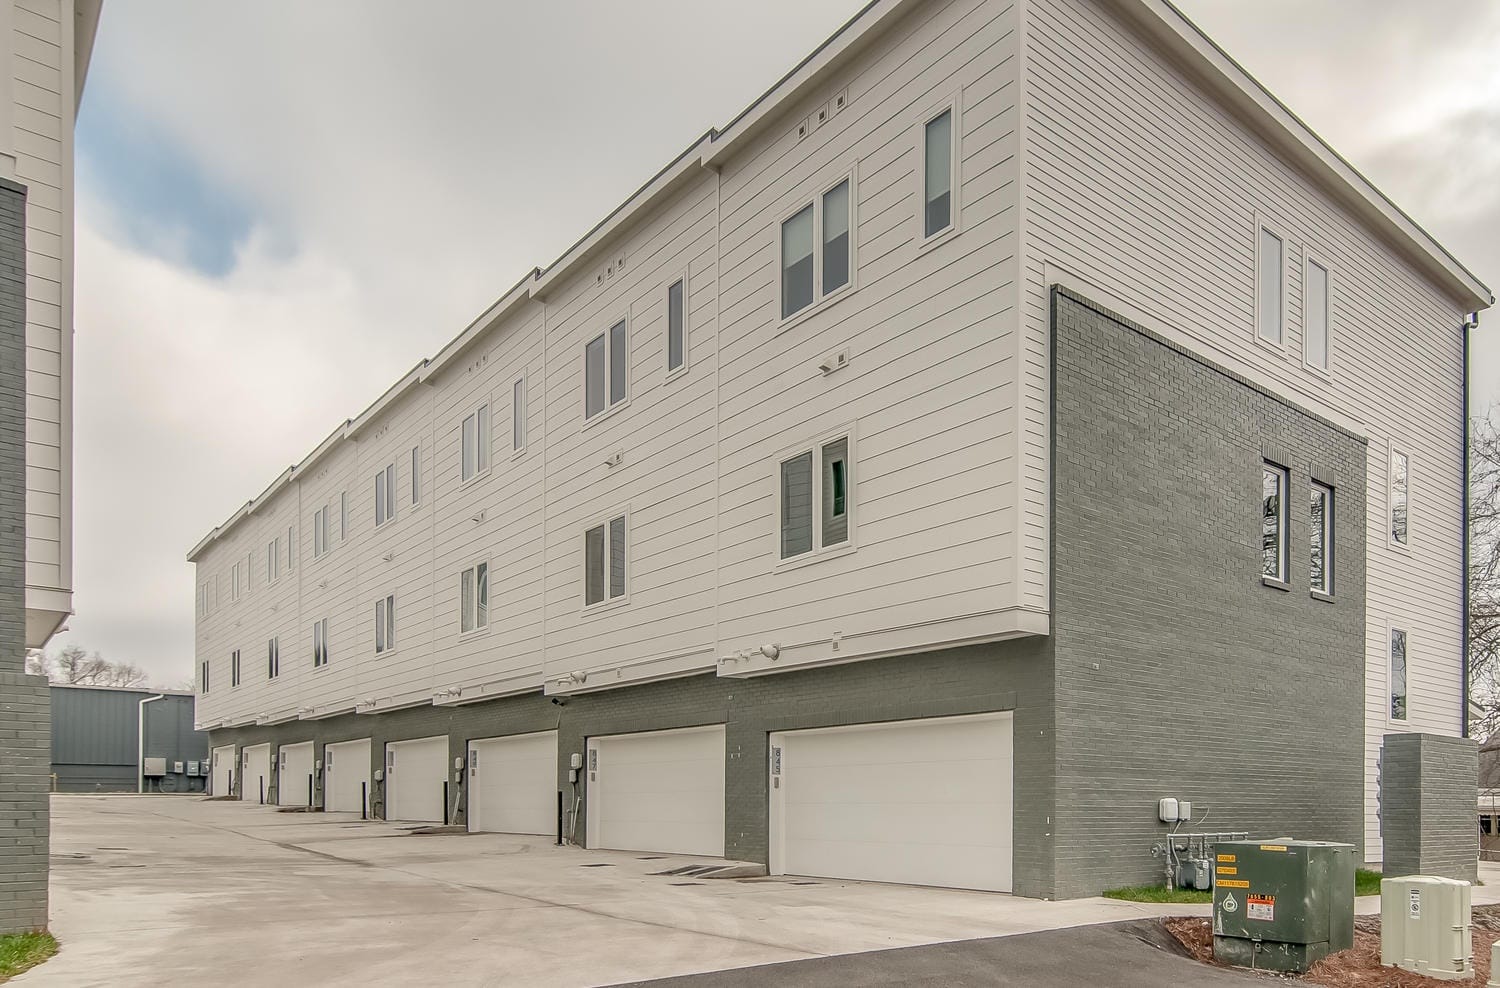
386,736,449,823
587,725,725,857
210,744,235,797
468,732,558,835
241,744,271,805
278,742,315,807
769,712,1013,892
325,738,371,814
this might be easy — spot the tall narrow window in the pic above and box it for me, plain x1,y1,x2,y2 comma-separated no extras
462,404,491,481
231,649,241,687
197,583,209,617
201,660,210,693
923,108,953,238
340,492,348,541
267,637,279,679
1311,482,1333,595
584,514,628,606
410,446,420,505
1390,628,1408,721
231,561,243,602
666,279,686,372
1390,449,1409,546
1261,463,1288,583
1258,226,1284,344
513,377,526,451
781,204,814,318
287,524,295,571
266,538,279,583
585,322,629,419
460,562,489,633
375,462,396,527
375,594,395,654
822,180,850,294
1305,258,1330,370
781,436,854,560
609,320,627,406
313,507,327,558
313,618,330,667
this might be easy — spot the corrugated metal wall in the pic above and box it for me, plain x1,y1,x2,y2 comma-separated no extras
50,687,209,793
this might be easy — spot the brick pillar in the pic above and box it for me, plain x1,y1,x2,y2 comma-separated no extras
1380,733,1478,882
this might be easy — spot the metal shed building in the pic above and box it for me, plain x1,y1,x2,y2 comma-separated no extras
50,685,209,793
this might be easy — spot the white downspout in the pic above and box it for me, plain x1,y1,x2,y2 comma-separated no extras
137,694,164,793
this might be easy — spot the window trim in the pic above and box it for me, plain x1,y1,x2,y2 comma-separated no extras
776,167,859,330
582,314,632,427
230,649,241,689
1388,624,1409,724
581,506,631,614
374,593,396,656
312,617,330,669
1310,480,1334,600
664,269,691,381
1254,213,1288,352
374,461,397,528
266,538,280,585
458,559,490,638
1302,248,1333,375
460,400,493,486
267,637,280,679
200,659,210,694
774,424,858,571
916,94,961,251
1388,444,1412,553
287,524,295,572
230,560,243,603
511,374,528,457
313,506,328,558
410,446,421,506
1260,461,1290,589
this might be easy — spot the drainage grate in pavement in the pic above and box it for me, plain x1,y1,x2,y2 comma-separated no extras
580,863,614,868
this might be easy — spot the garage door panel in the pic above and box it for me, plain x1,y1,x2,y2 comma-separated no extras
241,744,271,804
772,714,1012,892
279,743,315,807
588,726,725,857
325,739,371,814
469,732,557,835
211,745,235,797
388,736,448,823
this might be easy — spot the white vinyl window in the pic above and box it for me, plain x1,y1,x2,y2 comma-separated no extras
513,377,527,451
460,562,489,634
313,506,328,558
410,446,420,505
231,649,241,688
1261,463,1288,583
1390,448,1410,548
312,617,330,668
1257,223,1284,345
462,403,491,481
197,583,209,617
287,524,295,572
266,538,279,584
374,594,396,655
1304,256,1330,371
230,560,243,602
200,660,210,693
585,319,628,419
666,276,688,373
375,462,397,527
584,514,627,606
780,435,853,560
1389,627,1408,721
780,175,853,320
1311,482,1333,595
922,106,955,239
267,637,279,679
340,491,348,542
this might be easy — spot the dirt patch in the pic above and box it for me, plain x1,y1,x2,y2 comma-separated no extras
1163,905,1500,987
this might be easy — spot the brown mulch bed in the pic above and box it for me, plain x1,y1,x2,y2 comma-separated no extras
1164,906,1500,987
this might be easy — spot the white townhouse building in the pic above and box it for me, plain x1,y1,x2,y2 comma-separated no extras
190,0,1489,898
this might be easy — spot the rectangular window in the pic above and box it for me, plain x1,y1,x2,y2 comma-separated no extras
1305,258,1330,370
340,491,348,542
584,514,627,606
1257,225,1284,344
375,594,395,654
201,660,210,693
1390,628,1408,721
287,525,295,571
780,176,853,322
231,649,241,688
923,108,953,238
267,637,279,679
781,436,854,560
459,562,489,633
375,462,396,527
781,204,814,318
312,617,330,667
822,180,850,294
585,321,629,419
410,446,420,505
1390,449,1409,546
197,583,209,617
1261,463,1288,583
513,377,526,451
266,538,279,583
313,507,327,557
1311,482,1333,595
666,278,686,373
230,561,243,602
461,404,491,481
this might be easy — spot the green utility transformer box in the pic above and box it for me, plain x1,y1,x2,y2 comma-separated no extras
1212,839,1355,973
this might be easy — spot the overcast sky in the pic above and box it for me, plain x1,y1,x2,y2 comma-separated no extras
62,1,1500,687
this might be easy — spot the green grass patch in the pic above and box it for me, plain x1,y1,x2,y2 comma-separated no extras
0,931,57,982
1355,868,1382,896
1102,884,1213,904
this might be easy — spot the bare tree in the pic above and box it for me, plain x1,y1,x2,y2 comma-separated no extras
42,644,149,688
1470,410,1500,738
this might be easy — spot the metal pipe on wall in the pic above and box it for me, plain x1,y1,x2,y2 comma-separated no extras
136,694,164,794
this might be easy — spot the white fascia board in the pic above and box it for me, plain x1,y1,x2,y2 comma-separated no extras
1118,0,1492,311
423,271,538,379
347,362,429,440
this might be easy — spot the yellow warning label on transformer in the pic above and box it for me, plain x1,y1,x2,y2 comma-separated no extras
1216,854,1236,863
1218,879,1250,888
1217,866,1237,876
1259,844,1288,852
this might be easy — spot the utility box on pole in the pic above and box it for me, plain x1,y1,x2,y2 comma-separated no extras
1212,840,1355,973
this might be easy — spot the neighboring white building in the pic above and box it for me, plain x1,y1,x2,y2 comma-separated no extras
189,0,1489,897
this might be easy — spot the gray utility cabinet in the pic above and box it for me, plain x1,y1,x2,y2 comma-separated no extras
1212,839,1355,973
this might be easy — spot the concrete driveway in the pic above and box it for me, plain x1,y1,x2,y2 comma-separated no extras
14,796,1284,986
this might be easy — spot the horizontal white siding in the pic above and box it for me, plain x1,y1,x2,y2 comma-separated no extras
1020,0,1470,858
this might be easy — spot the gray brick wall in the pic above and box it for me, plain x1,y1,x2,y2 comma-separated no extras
1380,733,1478,881
0,179,48,934
1049,288,1368,898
